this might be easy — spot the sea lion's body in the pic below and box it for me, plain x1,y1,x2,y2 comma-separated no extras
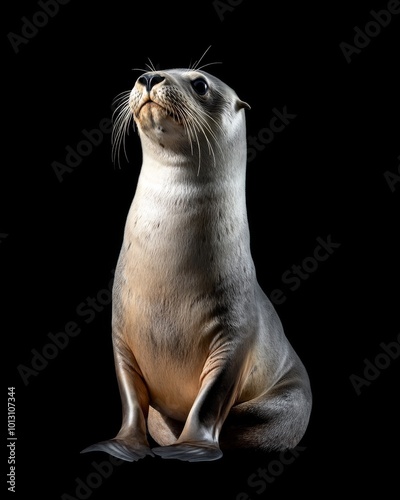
82,68,312,462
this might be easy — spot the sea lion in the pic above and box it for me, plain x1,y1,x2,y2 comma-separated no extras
81,66,312,462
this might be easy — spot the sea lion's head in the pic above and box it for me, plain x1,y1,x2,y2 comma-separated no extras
112,68,250,172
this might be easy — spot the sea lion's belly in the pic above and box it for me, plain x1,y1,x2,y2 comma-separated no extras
134,314,209,420
114,266,221,420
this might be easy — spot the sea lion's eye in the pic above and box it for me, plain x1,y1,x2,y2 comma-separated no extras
191,78,208,96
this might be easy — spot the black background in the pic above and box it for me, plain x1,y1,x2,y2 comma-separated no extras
3,0,399,498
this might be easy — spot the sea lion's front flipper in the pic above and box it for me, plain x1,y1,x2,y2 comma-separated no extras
81,438,154,462
152,335,249,462
81,338,154,462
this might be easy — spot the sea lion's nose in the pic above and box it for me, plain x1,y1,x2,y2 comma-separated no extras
137,73,165,92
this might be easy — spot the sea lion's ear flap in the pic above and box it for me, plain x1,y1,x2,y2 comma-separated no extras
236,99,251,111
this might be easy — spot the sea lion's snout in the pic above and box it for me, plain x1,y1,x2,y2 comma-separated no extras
137,73,165,93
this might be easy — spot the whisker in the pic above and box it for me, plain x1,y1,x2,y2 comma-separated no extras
176,101,220,174
195,61,223,72
112,90,132,110
113,89,132,99
111,92,135,167
191,45,213,71
182,115,197,157
131,67,150,73
146,57,158,72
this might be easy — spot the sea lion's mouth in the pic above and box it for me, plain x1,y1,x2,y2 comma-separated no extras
137,100,181,124
137,99,158,117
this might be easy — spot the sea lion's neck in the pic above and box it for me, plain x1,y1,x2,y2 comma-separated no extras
124,155,251,272
134,153,247,219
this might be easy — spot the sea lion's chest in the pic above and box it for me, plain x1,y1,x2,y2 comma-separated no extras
113,234,225,356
